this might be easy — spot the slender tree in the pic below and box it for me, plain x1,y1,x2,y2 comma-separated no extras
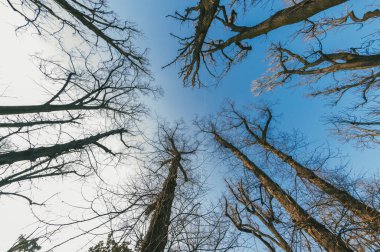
0,0,157,205
3,0,148,73
199,121,353,251
117,122,238,252
222,103,380,228
224,178,293,252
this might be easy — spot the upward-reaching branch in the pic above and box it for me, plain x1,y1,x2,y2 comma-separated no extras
207,126,352,251
253,46,380,104
170,0,347,87
140,123,199,252
225,180,292,252
5,0,149,73
227,105,380,228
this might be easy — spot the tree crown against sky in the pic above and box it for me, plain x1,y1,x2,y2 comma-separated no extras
0,1,157,249
0,0,159,206
1,0,380,251
168,0,380,147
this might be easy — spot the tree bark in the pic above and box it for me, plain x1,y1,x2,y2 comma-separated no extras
212,130,352,252
0,129,125,165
240,112,380,228
258,138,380,228
140,155,181,252
0,104,104,116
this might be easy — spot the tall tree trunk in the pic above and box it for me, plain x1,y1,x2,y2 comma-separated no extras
241,116,380,228
140,155,181,252
212,130,352,252
260,139,379,228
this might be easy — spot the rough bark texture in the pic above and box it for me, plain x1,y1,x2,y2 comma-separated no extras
259,138,380,229
178,0,220,86
239,114,380,228
212,130,352,252
140,155,181,252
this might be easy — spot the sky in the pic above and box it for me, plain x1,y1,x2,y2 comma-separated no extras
109,0,380,175
0,0,379,251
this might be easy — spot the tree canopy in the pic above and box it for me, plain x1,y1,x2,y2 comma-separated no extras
1,0,379,251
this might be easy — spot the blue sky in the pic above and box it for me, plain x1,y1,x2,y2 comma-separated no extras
109,0,380,178
0,1,378,251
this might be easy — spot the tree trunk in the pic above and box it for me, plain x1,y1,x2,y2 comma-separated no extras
140,155,181,252
212,131,352,252
209,0,347,52
0,129,126,165
258,137,380,228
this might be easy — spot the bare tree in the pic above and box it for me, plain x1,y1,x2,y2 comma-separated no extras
247,5,380,146
198,119,353,251
131,122,242,252
3,0,148,73
0,0,159,207
168,0,347,87
139,122,198,252
196,102,380,250
135,122,239,251
220,103,380,228
169,1,380,146
224,177,293,252
252,46,380,100
26,121,240,251
0,50,156,205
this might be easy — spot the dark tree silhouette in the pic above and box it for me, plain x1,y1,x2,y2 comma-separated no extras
0,52,156,205
168,0,348,87
224,178,292,252
3,0,148,73
202,123,352,251
140,123,198,252
170,1,380,145
196,103,380,250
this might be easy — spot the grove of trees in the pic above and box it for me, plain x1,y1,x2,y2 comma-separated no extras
1,0,379,251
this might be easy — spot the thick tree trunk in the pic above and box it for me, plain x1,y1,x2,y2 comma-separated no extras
254,135,380,228
212,131,352,252
140,155,181,252
239,115,380,228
